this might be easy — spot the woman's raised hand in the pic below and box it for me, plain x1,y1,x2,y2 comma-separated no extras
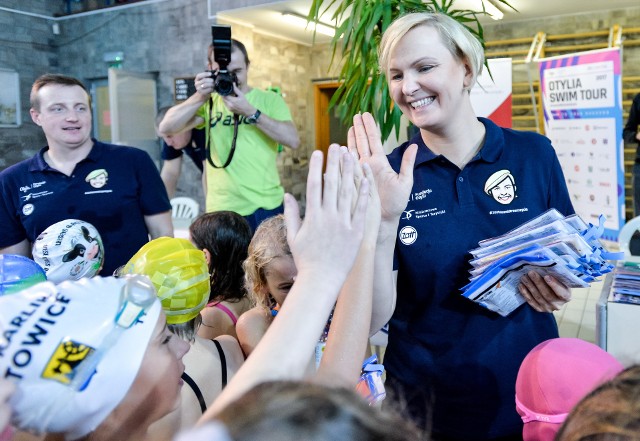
348,112,417,223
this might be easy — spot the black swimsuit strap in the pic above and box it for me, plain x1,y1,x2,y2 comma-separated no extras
212,339,228,388
181,371,207,414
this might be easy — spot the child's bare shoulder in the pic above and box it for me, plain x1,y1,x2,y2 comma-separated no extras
237,307,271,328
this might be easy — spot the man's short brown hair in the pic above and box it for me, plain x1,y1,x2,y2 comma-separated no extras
30,74,91,111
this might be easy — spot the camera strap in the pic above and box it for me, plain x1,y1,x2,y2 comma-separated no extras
205,96,239,169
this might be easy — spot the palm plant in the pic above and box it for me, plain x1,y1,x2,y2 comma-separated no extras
308,0,515,142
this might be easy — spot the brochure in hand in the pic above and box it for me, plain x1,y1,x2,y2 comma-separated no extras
461,209,623,316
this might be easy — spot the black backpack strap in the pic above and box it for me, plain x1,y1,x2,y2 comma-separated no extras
212,339,228,388
181,371,207,414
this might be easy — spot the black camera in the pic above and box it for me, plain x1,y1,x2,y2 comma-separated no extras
209,25,237,97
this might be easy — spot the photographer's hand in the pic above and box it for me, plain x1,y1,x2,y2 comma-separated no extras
158,72,213,136
220,84,301,149
221,84,256,117
194,70,215,100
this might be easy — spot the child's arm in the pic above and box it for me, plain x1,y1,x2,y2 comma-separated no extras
199,145,369,420
314,159,380,387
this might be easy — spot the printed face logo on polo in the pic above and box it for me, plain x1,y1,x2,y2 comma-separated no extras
399,226,417,245
85,169,108,189
484,169,517,205
42,338,95,386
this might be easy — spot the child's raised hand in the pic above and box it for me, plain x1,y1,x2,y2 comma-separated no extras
345,147,381,245
284,144,369,277
352,153,382,244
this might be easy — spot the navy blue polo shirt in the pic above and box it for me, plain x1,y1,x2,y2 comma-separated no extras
385,118,574,439
0,140,171,276
161,128,206,173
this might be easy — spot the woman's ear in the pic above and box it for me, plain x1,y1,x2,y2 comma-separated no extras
462,60,474,90
203,248,212,266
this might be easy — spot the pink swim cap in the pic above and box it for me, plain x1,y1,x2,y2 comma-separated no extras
515,337,624,441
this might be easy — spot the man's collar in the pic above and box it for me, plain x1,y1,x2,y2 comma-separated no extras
29,139,99,172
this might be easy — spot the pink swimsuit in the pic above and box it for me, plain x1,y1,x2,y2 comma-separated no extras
206,301,238,325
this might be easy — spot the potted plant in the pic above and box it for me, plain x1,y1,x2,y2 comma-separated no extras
308,0,515,142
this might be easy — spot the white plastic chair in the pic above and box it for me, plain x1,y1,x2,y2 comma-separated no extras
170,197,199,230
618,215,640,263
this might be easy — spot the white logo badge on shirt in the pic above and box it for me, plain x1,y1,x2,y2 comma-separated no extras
23,204,34,216
399,226,418,245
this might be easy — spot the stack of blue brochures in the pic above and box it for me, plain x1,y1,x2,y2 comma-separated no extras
460,209,623,316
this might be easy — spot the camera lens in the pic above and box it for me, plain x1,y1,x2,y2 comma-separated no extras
215,76,234,96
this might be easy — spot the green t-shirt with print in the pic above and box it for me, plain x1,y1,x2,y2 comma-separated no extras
196,88,292,215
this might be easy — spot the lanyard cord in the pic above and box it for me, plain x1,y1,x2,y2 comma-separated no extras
206,95,239,169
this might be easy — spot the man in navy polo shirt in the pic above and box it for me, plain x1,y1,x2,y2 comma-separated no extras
0,74,173,275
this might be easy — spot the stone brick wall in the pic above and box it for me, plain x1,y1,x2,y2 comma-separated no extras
0,1,57,168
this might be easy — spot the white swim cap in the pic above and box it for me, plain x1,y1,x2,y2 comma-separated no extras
32,219,104,284
0,276,161,439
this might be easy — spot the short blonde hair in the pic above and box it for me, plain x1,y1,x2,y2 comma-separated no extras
378,12,484,89
243,215,290,311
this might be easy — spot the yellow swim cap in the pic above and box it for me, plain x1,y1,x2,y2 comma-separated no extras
122,237,210,324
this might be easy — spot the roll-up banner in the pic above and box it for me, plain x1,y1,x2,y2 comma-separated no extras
539,48,624,241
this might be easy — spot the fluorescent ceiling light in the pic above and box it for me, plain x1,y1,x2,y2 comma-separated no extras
482,0,504,20
282,12,335,37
